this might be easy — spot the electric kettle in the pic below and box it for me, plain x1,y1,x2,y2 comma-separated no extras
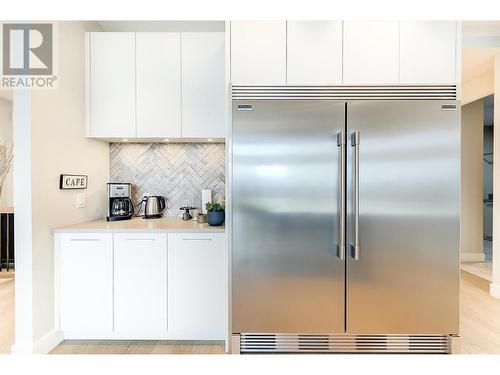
144,196,166,219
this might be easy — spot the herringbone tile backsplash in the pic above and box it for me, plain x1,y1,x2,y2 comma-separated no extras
110,143,225,217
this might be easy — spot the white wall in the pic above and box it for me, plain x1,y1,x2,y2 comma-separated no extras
12,89,33,354
461,99,485,262
0,98,13,207
13,21,109,353
462,69,494,105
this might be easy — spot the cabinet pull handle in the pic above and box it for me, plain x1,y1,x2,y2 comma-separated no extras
181,238,212,242
68,238,101,242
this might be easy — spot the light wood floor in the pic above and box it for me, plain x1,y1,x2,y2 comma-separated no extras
50,340,225,354
460,270,500,353
0,277,14,354
461,262,492,282
0,271,15,279
2,271,500,354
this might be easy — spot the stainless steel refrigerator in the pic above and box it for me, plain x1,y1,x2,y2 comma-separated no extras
231,89,460,354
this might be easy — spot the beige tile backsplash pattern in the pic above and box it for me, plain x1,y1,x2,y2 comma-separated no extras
110,143,225,217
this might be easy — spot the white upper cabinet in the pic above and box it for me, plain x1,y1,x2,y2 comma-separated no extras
399,21,457,84
136,33,181,138
343,21,400,84
231,21,287,85
287,21,343,85
181,32,225,138
89,33,136,137
87,32,225,140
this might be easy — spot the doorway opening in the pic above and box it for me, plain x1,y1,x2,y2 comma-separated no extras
461,94,494,282
483,94,494,266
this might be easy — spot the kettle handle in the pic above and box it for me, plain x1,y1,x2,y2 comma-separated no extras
159,196,166,211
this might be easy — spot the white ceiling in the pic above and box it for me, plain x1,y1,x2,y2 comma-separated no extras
97,21,225,32
463,21,500,37
463,21,500,49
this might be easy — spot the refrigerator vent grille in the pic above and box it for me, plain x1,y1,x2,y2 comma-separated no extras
239,334,450,354
231,85,457,100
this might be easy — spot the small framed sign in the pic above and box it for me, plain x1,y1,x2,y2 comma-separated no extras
59,174,88,190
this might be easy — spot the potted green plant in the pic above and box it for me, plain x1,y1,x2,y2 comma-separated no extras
205,200,225,226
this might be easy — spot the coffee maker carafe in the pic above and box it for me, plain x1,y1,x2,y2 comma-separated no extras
107,183,134,221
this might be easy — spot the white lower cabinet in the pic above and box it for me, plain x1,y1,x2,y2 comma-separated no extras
58,233,113,333
113,233,168,334
56,231,227,342
167,233,227,340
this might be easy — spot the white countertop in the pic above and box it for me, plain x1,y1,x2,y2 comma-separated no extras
53,216,225,233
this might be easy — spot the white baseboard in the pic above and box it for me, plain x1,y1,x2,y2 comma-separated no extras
490,283,500,300
10,343,34,355
461,252,486,263
11,330,64,354
63,330,225,341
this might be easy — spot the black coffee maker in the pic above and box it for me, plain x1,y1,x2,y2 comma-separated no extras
106,183,134,221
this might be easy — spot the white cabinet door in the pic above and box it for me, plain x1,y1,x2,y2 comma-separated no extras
287,21,343,84
343,21,400,84
114,233,168,334
59,233,113,332
136,33,182,138
168,233,227,340
90,33,136,138
400,21,457,84
181,32,225,138
230,21,286,85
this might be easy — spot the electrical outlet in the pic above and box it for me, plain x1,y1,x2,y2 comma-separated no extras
76,193,86,208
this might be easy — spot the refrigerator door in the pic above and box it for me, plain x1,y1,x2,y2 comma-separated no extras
346,100,460,334
232,100,346,333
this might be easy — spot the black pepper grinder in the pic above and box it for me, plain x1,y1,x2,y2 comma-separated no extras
180,206,197,221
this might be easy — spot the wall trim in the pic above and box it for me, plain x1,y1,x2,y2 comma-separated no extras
33,329,64,354
11,330,64,354
461,252,486,263
490,283,500,300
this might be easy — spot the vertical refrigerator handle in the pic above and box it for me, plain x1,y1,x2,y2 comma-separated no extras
337,131,346,260
349,131,360,260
